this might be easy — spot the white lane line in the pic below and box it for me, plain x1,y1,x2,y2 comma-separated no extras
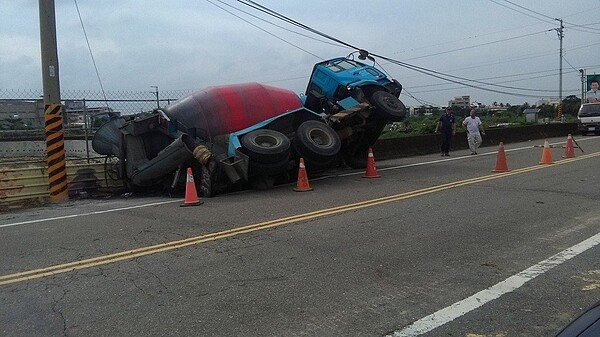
0,199,181,229
387,231,600,337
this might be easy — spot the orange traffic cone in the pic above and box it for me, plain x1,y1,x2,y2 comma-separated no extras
293,158,313,192
562,134,575,158
492,142,510,172
539,139,554,164
181,167,203,206
363,147,381,178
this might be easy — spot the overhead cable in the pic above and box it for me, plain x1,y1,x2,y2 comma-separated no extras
237,0,547,98
73,0,110,109
206,0,323,59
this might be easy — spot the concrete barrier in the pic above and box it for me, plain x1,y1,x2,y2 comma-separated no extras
373,122,578,160
0,159,123,212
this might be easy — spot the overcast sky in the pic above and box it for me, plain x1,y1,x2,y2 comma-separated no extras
1,0,599,107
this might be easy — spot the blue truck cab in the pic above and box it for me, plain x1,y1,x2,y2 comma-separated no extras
303,51,404,121
302,51,407,168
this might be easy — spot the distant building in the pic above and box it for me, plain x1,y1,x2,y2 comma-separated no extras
0,99,44,128
0,99,120,129
448,96,470,109
414,105,436,115
524,108,540,123
65,106,120,127
537,97,560,106
471,101,485,109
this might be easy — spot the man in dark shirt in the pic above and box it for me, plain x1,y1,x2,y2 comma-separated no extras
435,107,456,156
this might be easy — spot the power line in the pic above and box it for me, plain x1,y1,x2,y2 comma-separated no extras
374,60,435,106
397,49,554,81
563,6,600,19
212,0,347,49
237,1,549,98
400,30,550,62
568,21,600,28
73,0,109,108
388,21,547,57
399,39,600,82
562,57,580,73
490,2,600,35
409,68,561,89
487,0,554,24
565,25,600,35
236,1,599,100
501,0,556,21
205,0,323,59
380,54,558,94
566,40,600,52
410,73,579,94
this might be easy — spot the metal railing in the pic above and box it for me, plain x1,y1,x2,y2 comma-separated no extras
0,88,195,159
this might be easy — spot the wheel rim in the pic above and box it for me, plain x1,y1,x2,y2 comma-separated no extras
309,128,332,147
254,134,281,148
382,96,402,110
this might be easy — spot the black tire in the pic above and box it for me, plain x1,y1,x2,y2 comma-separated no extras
370,90,406,122
293,120,341,163
241,129,290,164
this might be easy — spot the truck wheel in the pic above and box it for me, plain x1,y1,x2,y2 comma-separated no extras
293,120,341,163
241,129,291,164
370,91,406,122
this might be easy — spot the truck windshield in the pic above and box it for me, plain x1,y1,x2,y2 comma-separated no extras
325,60,360,73
579,104,600,117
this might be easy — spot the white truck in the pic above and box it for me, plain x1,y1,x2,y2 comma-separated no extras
577,102,600,135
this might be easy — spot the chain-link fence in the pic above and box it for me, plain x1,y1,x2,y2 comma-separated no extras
0,88,195,159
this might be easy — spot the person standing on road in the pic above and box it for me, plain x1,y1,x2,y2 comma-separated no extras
587,80,600,103
462,109,486,155
435,107,456,156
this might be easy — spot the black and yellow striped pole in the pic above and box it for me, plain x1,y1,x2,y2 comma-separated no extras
45,104,68,200
39,0,67,201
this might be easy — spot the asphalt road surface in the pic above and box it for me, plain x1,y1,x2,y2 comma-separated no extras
1,135,599,337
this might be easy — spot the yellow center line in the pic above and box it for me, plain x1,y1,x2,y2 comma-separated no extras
2,152,599,286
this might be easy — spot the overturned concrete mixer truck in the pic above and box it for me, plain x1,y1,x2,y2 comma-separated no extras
92,51,406,196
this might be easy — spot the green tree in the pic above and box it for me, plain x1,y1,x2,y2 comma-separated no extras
538,104,555,119
562,95,581,116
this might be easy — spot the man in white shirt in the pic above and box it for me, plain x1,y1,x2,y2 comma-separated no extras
588,80,600,103
462,109,486,155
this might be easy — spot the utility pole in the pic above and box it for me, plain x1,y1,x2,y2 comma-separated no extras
39,0,68,201
151,86,160,109
557,19,564,101
580,69,586,103
555,18,564,121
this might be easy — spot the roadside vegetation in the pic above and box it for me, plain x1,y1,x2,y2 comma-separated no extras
380,96,581,138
